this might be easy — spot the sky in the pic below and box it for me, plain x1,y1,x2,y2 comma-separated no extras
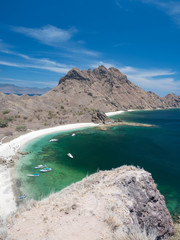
0,0,180,96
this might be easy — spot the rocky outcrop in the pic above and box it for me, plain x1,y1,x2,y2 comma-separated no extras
120,173,174,239
91,110,112,124
162,94,180,108
7,166,174,240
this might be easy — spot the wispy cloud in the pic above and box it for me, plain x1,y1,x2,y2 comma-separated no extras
91,61,115,69
141,0,180,28
12,25,77,46
10,25,100,58
92,61,180,96
1,49,67,67
69,48,100,57
0,39,12,51
115,0,180,28
120,66,180,96
0,60,70,74
114,0,123,8
0,43,72,73
0,77,57,87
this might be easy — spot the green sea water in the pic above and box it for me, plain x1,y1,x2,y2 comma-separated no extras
15,109,180,217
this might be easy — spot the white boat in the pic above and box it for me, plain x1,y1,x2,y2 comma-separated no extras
40,168,52,172
49,138,58,142
35,165,47,169
27,174,39,177
72,133,76,136
67,153,74,158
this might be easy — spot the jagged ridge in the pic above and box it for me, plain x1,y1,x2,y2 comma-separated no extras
0,66,179,133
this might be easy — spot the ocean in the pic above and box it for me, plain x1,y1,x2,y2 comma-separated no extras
15,109,180,217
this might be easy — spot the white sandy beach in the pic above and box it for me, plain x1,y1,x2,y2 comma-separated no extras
105,110,125,116
0,122,98,219
0,166,17,219
0,123,97,161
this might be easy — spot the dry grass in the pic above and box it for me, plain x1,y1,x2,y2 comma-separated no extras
113,225,157,240
171,222,180,240
6,166,168,240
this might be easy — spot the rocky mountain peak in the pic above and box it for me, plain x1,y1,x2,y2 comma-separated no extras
164,93,177,98
92,65,108,77
59,67,89,84
58,66,129,86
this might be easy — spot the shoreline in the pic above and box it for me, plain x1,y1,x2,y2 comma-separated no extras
0,122,98,219
0,123,98,162
0,107,179,219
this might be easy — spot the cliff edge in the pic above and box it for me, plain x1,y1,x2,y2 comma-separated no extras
6,166,174,240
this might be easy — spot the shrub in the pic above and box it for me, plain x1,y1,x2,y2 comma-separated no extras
48,111,55,119
61,105,64,110
0,119,8,128
79,111,83,115
7,117,14,122
2,110,10,114
16,125,27,132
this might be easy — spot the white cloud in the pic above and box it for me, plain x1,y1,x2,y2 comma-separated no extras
114,0,124,8
0,39,12,51
12,25,77,46
80,49,100,57
10,25,100,57
115,1,180,28
91,61,115,69
91,61,180,96
0,77,57,87
0,60,70,74
119,65,180,96
1,48,67,68
141,0,180,28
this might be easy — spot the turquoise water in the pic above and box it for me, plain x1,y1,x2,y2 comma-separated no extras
15,109,180,217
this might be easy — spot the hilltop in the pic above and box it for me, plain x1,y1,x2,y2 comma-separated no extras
0,66,180,140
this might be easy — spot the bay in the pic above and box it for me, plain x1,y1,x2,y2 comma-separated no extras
15,109,180,217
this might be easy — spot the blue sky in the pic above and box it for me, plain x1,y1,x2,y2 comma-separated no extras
0,0,180,96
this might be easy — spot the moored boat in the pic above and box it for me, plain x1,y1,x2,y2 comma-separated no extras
49,139,58,142
67,153,74,158
27,174,39,177
18,195,26,199
35,165,47,169
40,167,52,172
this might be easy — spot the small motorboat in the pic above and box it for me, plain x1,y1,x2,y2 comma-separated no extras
49,138,58,142
72,133,76,136
35,165,47,169
40,167,52,173
27,174,39,177
18,195,26,200
67,153,74,158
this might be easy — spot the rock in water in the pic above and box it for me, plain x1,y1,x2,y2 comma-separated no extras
91,110,112,124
